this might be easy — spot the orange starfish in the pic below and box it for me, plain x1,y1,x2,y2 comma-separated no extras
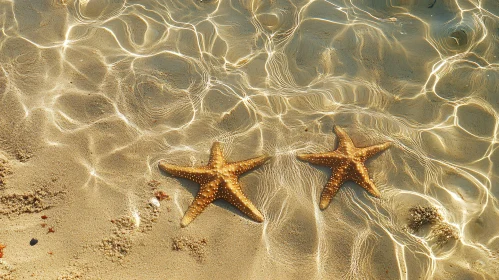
159,142,268,227
298,126,391,210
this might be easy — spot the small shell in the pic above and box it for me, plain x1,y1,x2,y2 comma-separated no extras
150,197,160,208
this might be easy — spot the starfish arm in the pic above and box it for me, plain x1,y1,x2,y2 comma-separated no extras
209,142,225,166
158,161,212,184
297,153,339,166
334,126,355,150
357,142,391,161
351,163,381,198
219,180,264,223
319,169,347,210
228,155,269,176
180,179,220,227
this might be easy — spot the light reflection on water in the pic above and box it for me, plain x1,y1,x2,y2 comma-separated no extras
0,0,498,279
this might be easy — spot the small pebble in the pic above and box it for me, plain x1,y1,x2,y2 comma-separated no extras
30,238,38,246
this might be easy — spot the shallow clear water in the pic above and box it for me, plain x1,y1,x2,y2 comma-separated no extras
0,0,498,279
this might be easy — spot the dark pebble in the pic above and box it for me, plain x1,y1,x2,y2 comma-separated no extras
30,238,38,246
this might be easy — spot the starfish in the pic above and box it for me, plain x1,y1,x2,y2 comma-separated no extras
159,142,268,227
297,126,391,210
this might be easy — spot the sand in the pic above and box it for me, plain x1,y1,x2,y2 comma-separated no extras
1,0,499,279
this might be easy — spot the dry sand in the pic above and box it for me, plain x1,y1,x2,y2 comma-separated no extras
1,0,499,279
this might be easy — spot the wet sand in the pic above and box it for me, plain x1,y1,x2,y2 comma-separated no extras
0,0,498,279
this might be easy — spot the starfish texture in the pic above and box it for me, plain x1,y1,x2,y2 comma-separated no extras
297,126,391,210
159,142,268,227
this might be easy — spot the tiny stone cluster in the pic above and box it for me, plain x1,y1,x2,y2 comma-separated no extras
0,156,12,189
0,185,65,216
171,236,208,263
99,183,165,261
407,205,459,245
407,205,442,232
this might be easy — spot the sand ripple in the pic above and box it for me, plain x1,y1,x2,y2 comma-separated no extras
0,0,498,279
